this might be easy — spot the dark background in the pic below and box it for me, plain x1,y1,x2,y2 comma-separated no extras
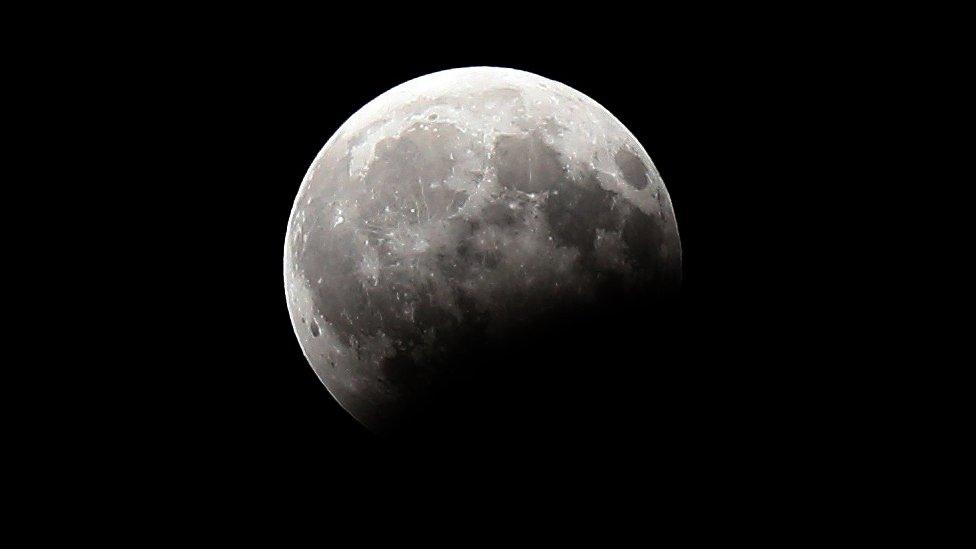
0,3,936,536
114,17,851,486
12,7,935,529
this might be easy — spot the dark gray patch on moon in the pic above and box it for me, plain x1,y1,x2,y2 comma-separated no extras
615,148,651,190
494,132,565,193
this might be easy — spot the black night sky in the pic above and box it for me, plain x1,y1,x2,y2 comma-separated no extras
104,15,852,489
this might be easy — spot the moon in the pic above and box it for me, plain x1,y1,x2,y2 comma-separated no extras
284,67,681,435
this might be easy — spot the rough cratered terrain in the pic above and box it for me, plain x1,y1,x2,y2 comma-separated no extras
285,67,681,435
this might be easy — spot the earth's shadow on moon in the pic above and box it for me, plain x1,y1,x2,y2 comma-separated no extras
376,287,683,445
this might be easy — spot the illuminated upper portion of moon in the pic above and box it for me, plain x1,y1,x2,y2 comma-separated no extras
284,67,680,432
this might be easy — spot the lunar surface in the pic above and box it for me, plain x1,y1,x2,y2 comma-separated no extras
284,67,681,435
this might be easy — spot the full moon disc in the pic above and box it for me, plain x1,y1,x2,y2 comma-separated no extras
284,67,681,434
